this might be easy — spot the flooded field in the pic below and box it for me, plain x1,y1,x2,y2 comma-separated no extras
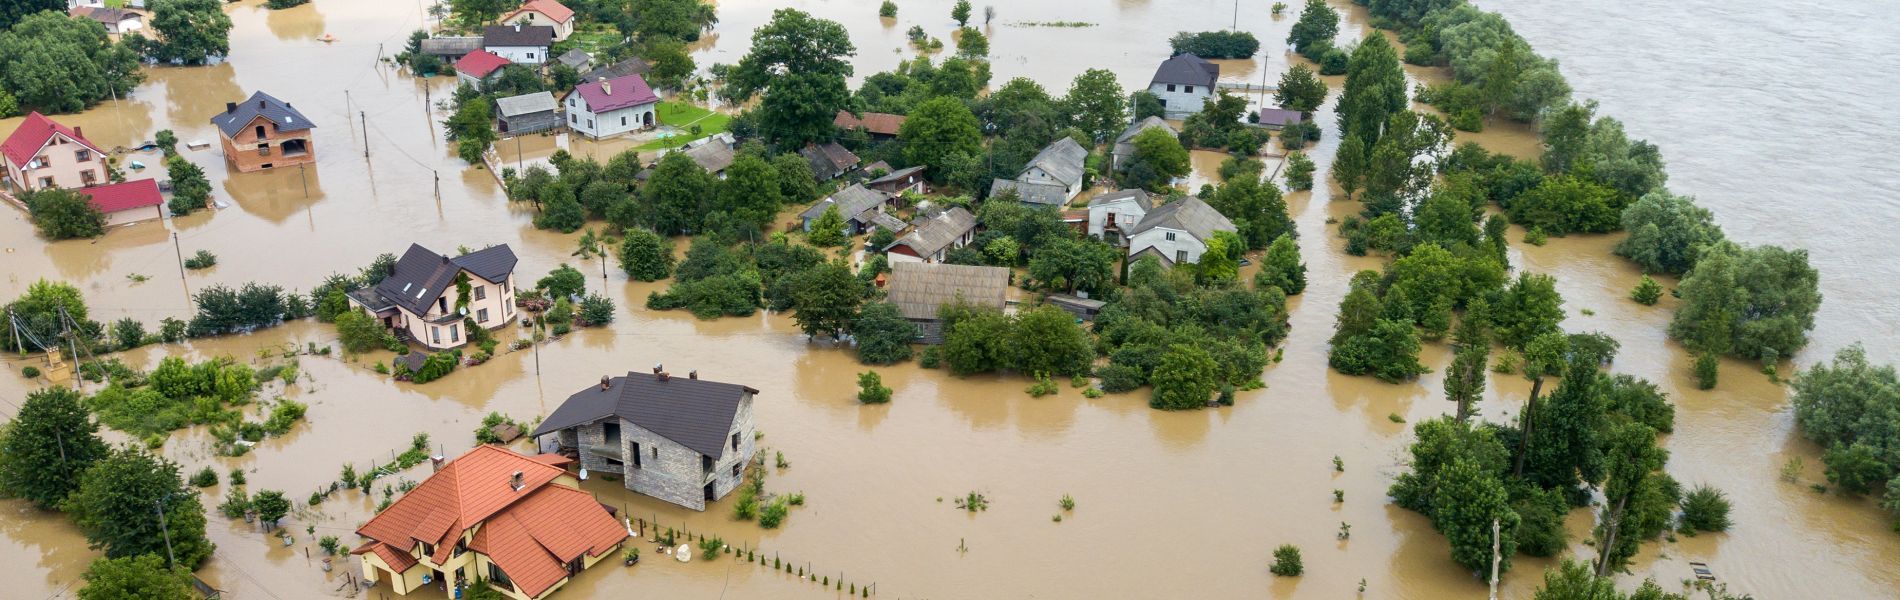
2,0,1897,598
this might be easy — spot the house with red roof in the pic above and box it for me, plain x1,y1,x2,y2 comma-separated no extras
455,50,513,90
561,75,659,139
501,0,576,41
352,445,626,600
2,112,108,193
79,179,165,227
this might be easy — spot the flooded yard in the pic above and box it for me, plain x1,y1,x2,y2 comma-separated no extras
2,0,1897,598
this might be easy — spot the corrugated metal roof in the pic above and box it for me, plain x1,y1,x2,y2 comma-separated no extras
496,91,557,118
989,179,1068,206
1127,196,1236,240
1021,137,1087,188
799,183,889,222
886,262,1010,320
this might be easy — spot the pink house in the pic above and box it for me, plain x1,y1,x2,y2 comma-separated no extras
1,112,107,193
500,0,576,41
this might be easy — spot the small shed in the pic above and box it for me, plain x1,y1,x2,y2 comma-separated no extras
886,262,1010,344
496,91,559,135
1047,294,1107,320
553,48,592,71
1255,108,1305,130
420,36,484,58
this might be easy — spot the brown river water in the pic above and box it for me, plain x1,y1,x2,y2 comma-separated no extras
2,0,1896,598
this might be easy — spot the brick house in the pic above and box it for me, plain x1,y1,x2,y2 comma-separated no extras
1,112,107,192
351,445,626,600
531,368,760,511
344,243,519,350
209,91,316,173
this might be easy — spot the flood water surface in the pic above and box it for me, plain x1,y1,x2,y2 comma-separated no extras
1,0,1896,599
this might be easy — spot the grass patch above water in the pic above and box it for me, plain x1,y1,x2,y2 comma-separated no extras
634,102,732,151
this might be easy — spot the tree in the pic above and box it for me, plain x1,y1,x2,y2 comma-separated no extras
146,0,232,64
1012,305,1094,377
771,152,820,202
788,262,863,339
164,155,211,215
1125,127,1189,190
23,188,106,240
534,186,586,232
939,305,1014,375
1168,31,1260,59
1444,304,1491,422
0,13,142,113
1335,34,1406,150
538,264,587,299
857,371,893,404
1614,190,1726,275
78,554,193,600
1678,485,1732,533
640,152,712,235
951,0,971,26
879,1,897,18
1269,544,1304,576
1492,273,1565,349
1150,344,1218,410
955,27,988,58
899,97,983,177
1434,455,1520,574
1630,276,1663,305
1062,69,1127,143
68,447,213,567
3,279,92,353
641,36,696,89
1668,242,1820,360
1255,235,1306,295
1593,420,1671,575
1274,64,1328,114
1129,91,1164,121
1026,237,1121,295
1505,175,1622,235
446,97,495,165
0,388,110,509
1332,135,1368,199
853,301,915,365
622,0,718,42
714,153,785,234
333,308,386,353
251,489,291,528
618,229,676,281
1285,0,1339,58
1523,358,1608,491
1208,177,1291,249
725,10,854,147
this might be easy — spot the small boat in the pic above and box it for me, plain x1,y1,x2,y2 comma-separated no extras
320,33,336,43
128,160,146,170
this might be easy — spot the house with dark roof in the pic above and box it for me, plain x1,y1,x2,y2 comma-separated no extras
798,183,896,236
800,142,859,182
1126,196,1237,268
420,36,484,59
988,179,1069,207
990,136,1088,206
579,58,651,83
865,164,926,195
1255,107,1305,130
561,75,659,139
531,367,761,511
833,110,906,139
680,138,736,178
552,48,592,71
496,91,560,135
500,0,576,41
1111,116,1178,171
351,445,626,600
1086,188,1155,246
884,206,976,264
344,243,519,350
78,179,165,228
454,50,512,89
884,262,1010,343
209,91,316,173
483,24,555,65
1148,54,1219,118
1,112,106,193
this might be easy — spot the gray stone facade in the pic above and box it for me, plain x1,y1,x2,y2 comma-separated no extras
571,394,757,511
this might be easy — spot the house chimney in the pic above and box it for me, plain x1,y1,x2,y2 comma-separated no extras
509,471,524,491
72,126,82,139
225,102,237,114
515,23,522,32
600,375,611,390
652,363,662,374
688,370,697,380
598,76,610,96
657,370,670,382
258,99,266,109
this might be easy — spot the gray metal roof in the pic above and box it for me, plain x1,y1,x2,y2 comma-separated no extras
1150,53,1219,88
495,91,556,118
988,179,1068,206
1087,188,1154,209
581,58,651,82
862,209,907,232
866,165,925,187
483,24,554,47
682,142,735,174
799,183,889,222
554,48,592,69
209,91,315,138
1021,137,1087,187
886,262,1010,320
885,206,975,257
533,371,759,459
1126,196,1236,240
1116,116,1176,144
419,37,483,56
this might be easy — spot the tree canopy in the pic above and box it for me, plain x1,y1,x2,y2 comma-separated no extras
68,447,214,567
0,12,142,113
1614,190,1725,276
144,0,233,64
79,554,194,600
725,9,855,147
1668,242,1820,360
0,388,110,509
24,188,106,240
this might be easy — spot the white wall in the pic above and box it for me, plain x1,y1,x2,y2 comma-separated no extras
1019,166,1080,201
502,12,573,40
487,45,547,65
1147,82,1212,119
1128,227,1209,265
1087,200,1147,241
565,94,655,139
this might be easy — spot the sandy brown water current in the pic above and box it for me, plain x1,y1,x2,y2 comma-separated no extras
1,0,1895,598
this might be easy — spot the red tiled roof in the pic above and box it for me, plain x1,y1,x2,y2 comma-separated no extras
527,453,573,467
469,485,626,597
834,110,907,136
355,445,568,565
455,50,511,79
505,0,574,24
2,112,102,167
572,74,658,113
352,541,419,573
78,179,163,213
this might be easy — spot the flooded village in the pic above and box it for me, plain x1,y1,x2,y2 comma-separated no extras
2,0,1898,599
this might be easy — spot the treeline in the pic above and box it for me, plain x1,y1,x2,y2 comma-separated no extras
0,0,233,115
1168,30,1260,59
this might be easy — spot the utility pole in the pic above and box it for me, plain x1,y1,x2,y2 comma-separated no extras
361,111,371,158
58,307,79,391
1488,518,1501,600
172,232,190,303
155,499,177,568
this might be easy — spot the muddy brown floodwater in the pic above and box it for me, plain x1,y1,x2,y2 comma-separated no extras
2,0,1896,598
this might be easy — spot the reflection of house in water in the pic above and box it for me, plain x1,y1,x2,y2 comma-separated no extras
532,367,761,512
220,159,324,223
345,243,519,351
209,91,316,173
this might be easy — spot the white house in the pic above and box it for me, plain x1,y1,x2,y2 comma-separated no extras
482,24,554,65
562,75,660,139
1086,189,1155,246
1148,54,1218,119
70,6,142,35
500,0,575,41
1126,196,1236,268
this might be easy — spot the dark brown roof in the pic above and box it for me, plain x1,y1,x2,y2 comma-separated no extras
801,142,859,180
1150,53,1219,88
483,24,554,48
533,371,759,459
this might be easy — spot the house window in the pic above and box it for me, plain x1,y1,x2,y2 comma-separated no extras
620,116,626,126
586,119,594,128
74,149,91,162
1177,250,1189,264
701,455,713,473
38,177,54,188
254,125,266,139
473,286,486,300
420,542,435,557
32,154,47,168
570,114,577,124
477,308,489,323
1165,232,1176,241
449,324,459,343
1166,84,1176,92
731,463,740,477
80,170,97,184
650,446,659,460
565,555,584,575
731,433,740,452
1185,85,1195,93
501,281,510,293
431,327,441,344
488,563,513,590
631,442,642,468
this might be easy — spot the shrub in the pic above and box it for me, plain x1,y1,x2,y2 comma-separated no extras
1025,373,1058,397
23,189,105,239
879,0,896,18
228,468,246,485
183,250,218,270
1059,494,1075,511
1630,276,1663,305
21,366,41,378
759,498,789,528
1284,152,1315,190
190,467,218,487
1678,485,1732,533
856,371,892,404
1269,544,1303,576
578,293,615,326
1168,30,1261,58
217,488,251,519
1694,352,1719,390
919,346,941,369
319,535,341,555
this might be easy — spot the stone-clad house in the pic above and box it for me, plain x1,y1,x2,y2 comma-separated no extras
531,368,760,511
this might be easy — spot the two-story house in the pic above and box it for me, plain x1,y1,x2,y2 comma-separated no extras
1086,189,1155,246
1126,196,1237,268
483,24,555,65
1,112,107,192
344,243,519,350
454,49,512,90
884,206,976,264
562,75,659,139
532,368,760,511
1148,54,1218,119
499,0,575,41
352,445,626,600
209,91,316,173
988,136,1087,207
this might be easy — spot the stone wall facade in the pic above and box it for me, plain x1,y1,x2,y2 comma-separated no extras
566,393,759,511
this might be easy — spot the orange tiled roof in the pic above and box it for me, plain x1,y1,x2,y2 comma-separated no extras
352,541,419,573
505,0,574,23
468,485,627,597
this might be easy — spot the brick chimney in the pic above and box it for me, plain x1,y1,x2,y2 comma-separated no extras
653,363,669,381
225,102,237,114
652,363,663,374
72,126,82,139
688,370,697,380
509,471,524,491
598,76,611,96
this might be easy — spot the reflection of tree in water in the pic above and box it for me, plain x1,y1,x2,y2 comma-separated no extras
221,162,325,224
0,499,96,590
262,2,328,42
155,63,244,135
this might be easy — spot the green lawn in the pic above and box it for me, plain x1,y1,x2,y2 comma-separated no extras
633,101,732,151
